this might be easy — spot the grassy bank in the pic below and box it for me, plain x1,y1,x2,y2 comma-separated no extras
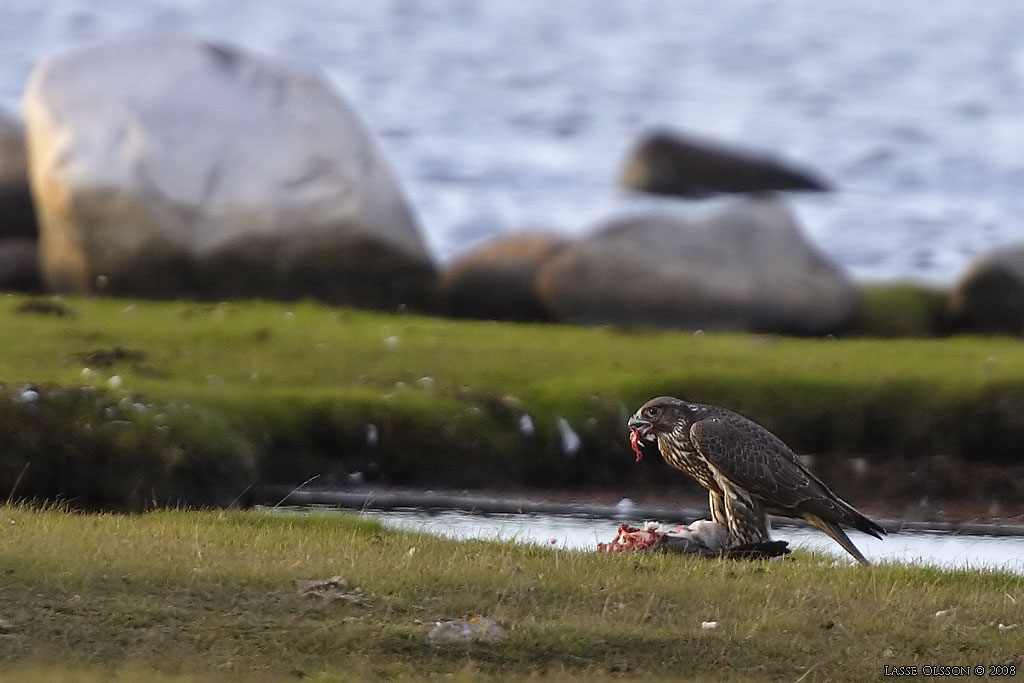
2,293,1024,509
0,505,1020,681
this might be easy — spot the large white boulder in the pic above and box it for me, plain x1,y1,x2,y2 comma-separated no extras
24,34,434,307
535,198,859,334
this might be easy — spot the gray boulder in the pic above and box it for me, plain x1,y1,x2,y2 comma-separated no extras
620,129,831,198
24,35,434,308
535,198,859,334
439,232,567,321
947,244,1024,335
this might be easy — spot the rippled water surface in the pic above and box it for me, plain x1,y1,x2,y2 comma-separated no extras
4,2,1024,282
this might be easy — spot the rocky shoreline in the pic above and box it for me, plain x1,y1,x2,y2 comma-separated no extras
4,33,1024,335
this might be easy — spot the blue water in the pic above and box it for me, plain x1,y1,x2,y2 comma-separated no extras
4,2,1024,283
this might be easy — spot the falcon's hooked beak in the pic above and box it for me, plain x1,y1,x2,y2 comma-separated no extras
627,415,653,437
627,415,656,462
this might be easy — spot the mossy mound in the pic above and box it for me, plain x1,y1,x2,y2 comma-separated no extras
0,383,253,509
2,294,1024,510
851,281,949,336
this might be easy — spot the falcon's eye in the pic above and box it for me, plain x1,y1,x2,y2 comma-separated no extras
643,406,661,419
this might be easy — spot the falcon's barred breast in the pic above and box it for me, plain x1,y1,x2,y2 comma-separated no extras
628,396,885,564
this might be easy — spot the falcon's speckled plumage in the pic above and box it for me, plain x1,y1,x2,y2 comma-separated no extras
628,396,885,564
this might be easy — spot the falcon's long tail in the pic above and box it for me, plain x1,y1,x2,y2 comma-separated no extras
803,514,871,565
848,508,886,540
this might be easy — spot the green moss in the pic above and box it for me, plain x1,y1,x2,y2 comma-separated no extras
851,281,949,337
0,385,254,509
2,294,1024,509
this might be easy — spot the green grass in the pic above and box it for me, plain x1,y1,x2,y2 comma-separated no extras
0,505,1020,682
3,293,1024,509
851,282,949,337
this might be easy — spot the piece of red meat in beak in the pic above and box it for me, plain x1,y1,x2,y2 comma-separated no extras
627,415,654,462
629,429,645,461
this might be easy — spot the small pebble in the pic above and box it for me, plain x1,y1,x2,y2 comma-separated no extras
107,375,122,390
383,335,399,349
934,609,952,618
18,389,39,404
701,621,718,630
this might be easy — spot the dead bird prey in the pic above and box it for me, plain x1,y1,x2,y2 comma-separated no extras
598,520,790,560
628,396,885,564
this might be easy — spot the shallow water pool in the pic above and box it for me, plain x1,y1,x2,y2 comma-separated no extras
286,505,1024,574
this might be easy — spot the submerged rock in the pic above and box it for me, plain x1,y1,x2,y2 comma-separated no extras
620,128,831,198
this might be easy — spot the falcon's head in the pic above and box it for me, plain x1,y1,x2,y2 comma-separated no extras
627,396,694,461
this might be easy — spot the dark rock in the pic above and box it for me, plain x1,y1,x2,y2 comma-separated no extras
439,232,567,321
947,243,1024,335
620,128,831,198
0,111,37,242
0,238,40,292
